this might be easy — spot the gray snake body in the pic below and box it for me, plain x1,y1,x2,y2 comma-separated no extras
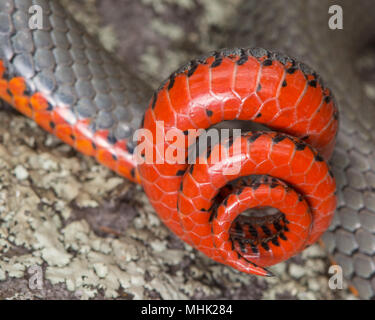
0,0,375,299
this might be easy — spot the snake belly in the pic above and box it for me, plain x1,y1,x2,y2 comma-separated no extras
0,0,374,298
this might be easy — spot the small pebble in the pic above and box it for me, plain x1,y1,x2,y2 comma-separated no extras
14,165,29,180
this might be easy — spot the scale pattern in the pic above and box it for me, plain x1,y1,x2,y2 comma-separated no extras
232,0,375,299
0,0,374,298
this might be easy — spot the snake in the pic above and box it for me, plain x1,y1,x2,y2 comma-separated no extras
0,0,374,298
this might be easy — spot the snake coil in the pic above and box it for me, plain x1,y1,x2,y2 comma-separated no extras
138,48,338,275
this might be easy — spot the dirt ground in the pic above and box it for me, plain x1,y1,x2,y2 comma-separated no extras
0,0,356,299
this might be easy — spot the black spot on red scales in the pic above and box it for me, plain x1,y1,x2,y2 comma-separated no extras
130,168,135,178
206,109,213,117
279,232,287,241
308,80,317,87
273,134,286,144
107,135,117,145
211,56,223,68
151,92,157,109
168,74,175,90
287,67,297,74
271,238,280,247
248,132,262,142
315,154,324,162
324,96,331,103
49,121,55,129
257,84,262,92
187,61,199,77
261,242,270,251
237,53,248,65
250,243,259,254
248,224,258,238
263,59,273,66
176,170,185,176
295,142,306,151
256,113,262,118
273,221,282,231
46,102,53,111
282,80,287,87
238,240,247,254
261,225,272,237
112,153,117,161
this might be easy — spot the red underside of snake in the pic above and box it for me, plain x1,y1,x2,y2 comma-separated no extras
0,47,338,276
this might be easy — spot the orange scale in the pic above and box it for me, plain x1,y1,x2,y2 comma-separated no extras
313,178,336,199
33,111,54,133
30,92,49,111
155,175,181,193
191,223,211,238
289,173,307,186
95,148,118,171
153,89,176,126
0,60,5,75
248,136,272,164
268,107,296,129
223,97,241,119
139,164,161,183
13,96,33,118
0,79,12,101
160,192,178,209
197,183,217,201
306,161,329,184
8,77,27,96
175,114,196,131
238,94,262,120
315,195,336,214
179,193,197,216
233,56,260,99
191,196,212,213
210,57,235,95
255,99,279,124
190,164,212,184
207,169,230,190
142,109,157,133
189,210,210,226
296,85,323,120
147,183,165,202
269,186,287,203
188,63,211,101
168,76,190,113
54,124,75,146
189,104,214,128
269,138,295,164
197,235,215,250
278,70,307,107
52,107,74,126
116,162,133,179
181,214,197,232
309,111,335,138
257,61,285,101
167,219,186,239
289,148,315,175
287,120,310,137
73,138,95,156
